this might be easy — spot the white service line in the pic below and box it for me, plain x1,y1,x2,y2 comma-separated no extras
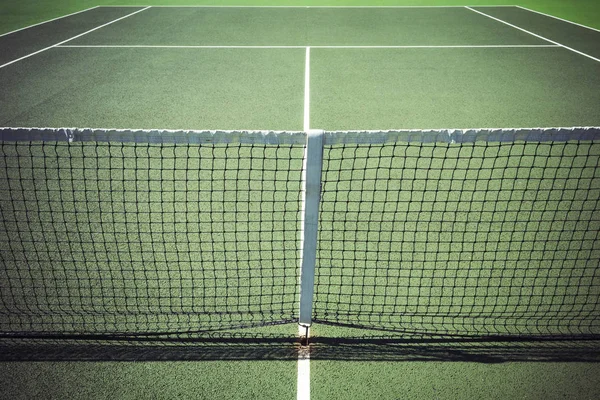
516,5,600,33
309,45,558,48
0,6,100,38
0,6,151,70
58,45,308,49
101,5,514,8
56,44,560,49
465,6,600,63
304,47,311,132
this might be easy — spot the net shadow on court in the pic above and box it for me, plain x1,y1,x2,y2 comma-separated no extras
2,335,600,362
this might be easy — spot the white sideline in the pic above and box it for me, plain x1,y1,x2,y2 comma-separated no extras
56,44,560,49
465,6,600,63
0,6,100,38
0,7,151,70
516,5,600,33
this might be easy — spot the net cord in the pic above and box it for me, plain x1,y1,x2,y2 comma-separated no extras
1,127,599,144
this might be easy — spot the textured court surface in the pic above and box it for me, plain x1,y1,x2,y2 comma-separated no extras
1,4,600,400
1,6,599,132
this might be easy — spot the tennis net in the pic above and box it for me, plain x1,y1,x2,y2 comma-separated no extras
0,128,305,338
314,129,600,338
0,127,599,341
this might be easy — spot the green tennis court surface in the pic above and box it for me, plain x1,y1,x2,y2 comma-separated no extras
1,5,600,400
1,6,599,130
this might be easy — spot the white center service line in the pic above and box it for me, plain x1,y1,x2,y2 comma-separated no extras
297,345,310,400
465,6,600,63
0,6,151,70
300,46,312,400
304,47,311,132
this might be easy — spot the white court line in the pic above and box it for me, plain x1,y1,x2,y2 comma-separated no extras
466,7,600,63
516,6,600,33
304,47,311,132
5,126,596,132
0,7,151,70
56,45,560,49
102,5,515,8
58,45,308,49
297,338,310,400
0,6,100,38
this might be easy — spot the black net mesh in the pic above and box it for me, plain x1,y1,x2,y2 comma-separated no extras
315,140,600,338
0,141,304,337
1,131,600,345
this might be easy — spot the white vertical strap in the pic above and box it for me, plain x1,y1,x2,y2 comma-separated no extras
299,129,324,327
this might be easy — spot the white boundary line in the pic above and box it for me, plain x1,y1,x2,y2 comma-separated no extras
304,47,311,132
297,346,310,400
465,7,600,63
56,45,560,49
0,7,151,70
58,45,309,49
516,5,600,33
0,6,100,38
101,5,516,8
